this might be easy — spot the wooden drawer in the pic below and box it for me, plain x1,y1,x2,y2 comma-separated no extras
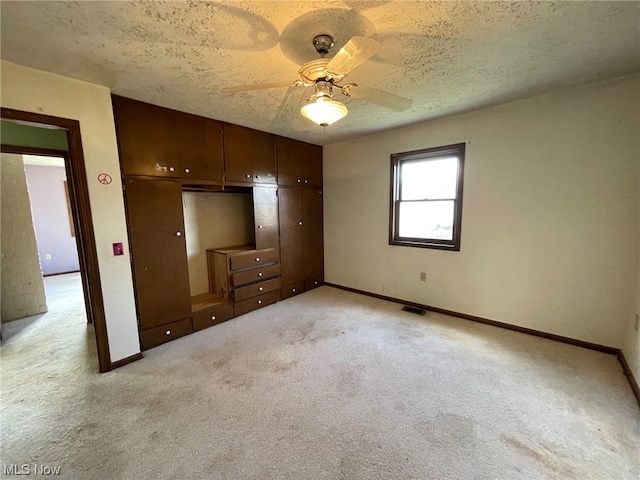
192,303,234,331
305,275,323,291
234,289,281,317
281,281,305,300
234,277,281,302
230,248,279,271
140,317,193,350
233,263,281,288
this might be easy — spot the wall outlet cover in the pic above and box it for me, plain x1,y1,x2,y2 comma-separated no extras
420,272,426,282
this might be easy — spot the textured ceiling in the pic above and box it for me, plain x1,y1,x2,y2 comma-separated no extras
1,1,638,146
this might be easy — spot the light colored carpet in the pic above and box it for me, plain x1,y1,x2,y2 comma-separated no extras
1,275,638,479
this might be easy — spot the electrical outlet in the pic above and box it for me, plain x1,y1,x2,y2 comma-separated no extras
635,314,639,332
45,254,52,260
420,272,426,282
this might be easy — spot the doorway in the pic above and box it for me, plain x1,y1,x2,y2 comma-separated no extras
1,108,111,372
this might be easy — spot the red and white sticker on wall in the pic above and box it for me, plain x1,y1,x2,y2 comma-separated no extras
97,173,112,185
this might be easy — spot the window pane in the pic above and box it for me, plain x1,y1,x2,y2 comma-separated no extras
401,157,458,200
398,200,454,240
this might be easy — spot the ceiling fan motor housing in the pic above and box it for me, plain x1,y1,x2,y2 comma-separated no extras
313,34,335,56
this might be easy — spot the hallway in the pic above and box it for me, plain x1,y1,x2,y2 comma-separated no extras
1,272,97,377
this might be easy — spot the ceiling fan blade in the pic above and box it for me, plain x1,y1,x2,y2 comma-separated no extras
219,80,298,95
270,85,309,131
325,36,382,76
347,84,412,112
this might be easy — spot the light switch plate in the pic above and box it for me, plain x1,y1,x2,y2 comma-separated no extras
113,242,124,256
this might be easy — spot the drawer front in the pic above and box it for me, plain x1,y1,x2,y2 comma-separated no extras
230,248,279,271
234,289,281,317
233,263,281,287
234,277,281,302
140,317,193,350
192,303,234,331
281,281,305,300
305,275,324,291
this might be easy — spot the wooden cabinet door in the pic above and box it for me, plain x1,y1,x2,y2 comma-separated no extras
278,187,304,285
203,119,224,181
171,108,216,181
223,124,253,183
276,137,303,186
303,188,324,280
114,95,174,177
125,178,191,329
302,144,323,188
253,186,279,250
252,130,277,184
113,95,221,181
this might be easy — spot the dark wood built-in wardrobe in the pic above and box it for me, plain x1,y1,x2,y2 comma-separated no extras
112,95,323,350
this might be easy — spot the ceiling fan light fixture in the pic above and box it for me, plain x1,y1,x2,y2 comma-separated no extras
301,96,348,127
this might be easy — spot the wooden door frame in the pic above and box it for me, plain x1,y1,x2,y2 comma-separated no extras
1,107,112,373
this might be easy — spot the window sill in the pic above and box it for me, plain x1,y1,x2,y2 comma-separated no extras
389,239,460,251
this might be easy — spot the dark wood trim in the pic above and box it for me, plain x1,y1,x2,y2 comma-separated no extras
425,304,618,354
326,282,428,310
1,108,78,129
110,352,144,370
43,270,81,278
389,142,465,251
324,282,618,354
617,350,640,407
1,108,112,373
1,144,68,157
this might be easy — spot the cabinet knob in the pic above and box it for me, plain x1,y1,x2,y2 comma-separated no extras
257,300,262,305
245,174,251,178
255,175,260,179
259,287,263,291
176,231,182,237
165,330,171,335
258,272,263,277
297,179,301,183
304,179,308,184
211,315,216,321
184,168,190,174
314,281,318,285
169,167,175,172
292,288,296,293
255,257,260,262
298,221,303,226
258,225,263,229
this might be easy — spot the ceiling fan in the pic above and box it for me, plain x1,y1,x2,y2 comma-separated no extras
219,34,413,127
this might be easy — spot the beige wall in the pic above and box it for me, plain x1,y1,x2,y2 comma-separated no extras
324,74,640,349
1,61,139,362
1,153,48,321
183,192,254,296
622,160,640,380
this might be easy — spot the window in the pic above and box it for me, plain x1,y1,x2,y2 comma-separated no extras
389,143,465,251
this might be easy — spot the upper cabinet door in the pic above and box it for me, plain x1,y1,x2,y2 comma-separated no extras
112,95,223,181
252,130,277,184
203,119,224,181
223,124,253,183
302,144,323,189
277,137,322,188
276,137,303,186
